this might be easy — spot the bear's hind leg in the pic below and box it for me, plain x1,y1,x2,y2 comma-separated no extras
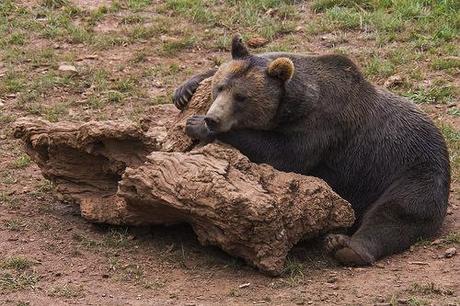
325,176,447,266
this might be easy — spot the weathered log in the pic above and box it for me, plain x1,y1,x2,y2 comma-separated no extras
12,79,355,275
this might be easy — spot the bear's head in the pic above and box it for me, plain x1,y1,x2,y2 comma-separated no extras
204,34,294,133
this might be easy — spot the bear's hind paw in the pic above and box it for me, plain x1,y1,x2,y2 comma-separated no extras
324,234,375,266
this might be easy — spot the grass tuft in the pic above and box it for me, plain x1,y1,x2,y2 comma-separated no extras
0,257,34,271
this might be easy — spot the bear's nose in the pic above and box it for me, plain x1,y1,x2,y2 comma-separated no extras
204,116,220,131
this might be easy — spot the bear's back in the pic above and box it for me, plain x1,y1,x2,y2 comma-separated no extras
324,88,450,211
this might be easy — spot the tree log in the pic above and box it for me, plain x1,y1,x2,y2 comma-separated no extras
12,78,354,275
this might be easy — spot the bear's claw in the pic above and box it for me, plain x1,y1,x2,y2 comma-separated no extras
173,78,200,110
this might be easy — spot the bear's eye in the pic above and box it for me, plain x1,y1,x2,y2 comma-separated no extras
234,93,247,102
216,85,224,92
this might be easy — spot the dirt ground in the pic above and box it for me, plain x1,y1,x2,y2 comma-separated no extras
1,0,459,305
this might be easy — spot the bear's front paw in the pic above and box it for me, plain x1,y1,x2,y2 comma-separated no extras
172,78,199,110
185,115,215,142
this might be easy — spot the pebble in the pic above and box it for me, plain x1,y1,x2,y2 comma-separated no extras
444,247,456,258
58,64,77,73
0,135,6,140
239,282,251,289
294,298,305,305
384,75,403,88
326,276,338,283
431,238,445,245
246,36,269,48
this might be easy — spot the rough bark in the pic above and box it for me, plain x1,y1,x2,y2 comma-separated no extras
12,78,355,275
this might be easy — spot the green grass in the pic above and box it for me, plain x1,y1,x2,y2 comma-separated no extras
48,284,85,298
164,0,216,24
0,257,34,271
4,219,27,231
42,0,69,9
72,227,133,251
364,55,396,79
444,231,460,244
12,155,31,169
407,297,428,306
409,282,454,296
280,257,305,287
404,85,456,104
0,254,38,293
0,72,26,95
160,35,196,56
311,0,459,51
432,57,460,71
438,123,460,181
0,272,39,291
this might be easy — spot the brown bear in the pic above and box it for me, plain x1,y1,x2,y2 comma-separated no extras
172,34,450,266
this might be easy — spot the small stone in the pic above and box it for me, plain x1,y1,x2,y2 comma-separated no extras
265,8,277,16
294,298,305,305
376,296,385,303
326,276,337,283
239,282,251,289
160,35,179,43
6,93,16,98
102,293,106,297
331,284,339,290
247,36,269,48
0,101,4,107
0,135,6,140
102,273,110,278
384,75,403,88
431,238,445,245
58,64,77,73
444,247,456,258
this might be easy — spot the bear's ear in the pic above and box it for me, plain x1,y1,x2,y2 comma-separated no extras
267,57,295,82
231,34,250,59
